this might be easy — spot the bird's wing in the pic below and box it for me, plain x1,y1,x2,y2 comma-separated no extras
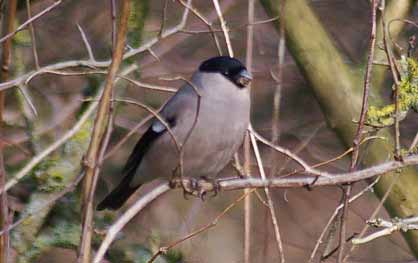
97,87,198,210
96,123,167,210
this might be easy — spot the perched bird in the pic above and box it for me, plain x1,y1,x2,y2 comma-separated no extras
97,56,252,210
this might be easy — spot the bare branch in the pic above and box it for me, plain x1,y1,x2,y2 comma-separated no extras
212,0,234,57
146,190,254,263
92,153,418,263
343,173,399,262
177,0,222,55
352,216,418,245
409,132,418,153
338,1,378,260
93,183,172,263
26,0,40,69
78,1,131,261
0,0,191,91
250,133,285,262
308,177,380,262
77,23,96,62
249,126,320,175
0,0,62,44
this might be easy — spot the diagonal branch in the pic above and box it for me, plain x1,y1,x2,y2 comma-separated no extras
0,0,62,44
77,2,131,262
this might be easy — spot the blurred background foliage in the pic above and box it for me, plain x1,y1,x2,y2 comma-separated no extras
1,0,418,262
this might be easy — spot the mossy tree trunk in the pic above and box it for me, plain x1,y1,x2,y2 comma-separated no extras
260,0,418,257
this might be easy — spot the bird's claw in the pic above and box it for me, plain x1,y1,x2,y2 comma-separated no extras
170,176,220,201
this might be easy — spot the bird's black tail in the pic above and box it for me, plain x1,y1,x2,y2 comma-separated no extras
97,181,141,211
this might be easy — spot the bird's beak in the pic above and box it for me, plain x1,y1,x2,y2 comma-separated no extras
237,69,252,87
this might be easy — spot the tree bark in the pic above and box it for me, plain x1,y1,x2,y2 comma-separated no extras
260,0,418,257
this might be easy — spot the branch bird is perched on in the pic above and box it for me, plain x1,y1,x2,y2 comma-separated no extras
97,56,252,210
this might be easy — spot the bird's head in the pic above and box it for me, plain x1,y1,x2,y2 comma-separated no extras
199,56,252,88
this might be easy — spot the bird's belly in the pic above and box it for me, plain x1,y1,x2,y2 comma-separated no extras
181,115,247,177
134,97,249,185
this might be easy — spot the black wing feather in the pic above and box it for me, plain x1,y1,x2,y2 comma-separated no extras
97,125,164,210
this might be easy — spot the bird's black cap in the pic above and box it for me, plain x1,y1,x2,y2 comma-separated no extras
199,56,251,87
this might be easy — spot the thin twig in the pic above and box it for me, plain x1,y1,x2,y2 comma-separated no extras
351,215,418,244
0,0,62,44
158,0,168,38
17,85,38,117
342,173,399,262
110,0,117,48
39,69,177,93
338,1,377,261
0,0,193,190
249,126,319,175
111,98,180,152
244,0,254,261
212,0,234,57
77,23,96,62
177,0,222,55
103,114,153,160
250,133,285,262
93,183,172,263
381,7,402,159
146,190,255,263
282,136,384,178
26,0,40,69
276,122,323,176
409,132,418,153
78,2,131,262
308,177,380,262
0,0,191,91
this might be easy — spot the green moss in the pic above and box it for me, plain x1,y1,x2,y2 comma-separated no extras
13,20,31,46
127,0,149,47
366,57,418,126
16,221,81,263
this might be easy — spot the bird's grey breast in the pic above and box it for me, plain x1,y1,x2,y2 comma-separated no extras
132,72,250,186
181,72,250,177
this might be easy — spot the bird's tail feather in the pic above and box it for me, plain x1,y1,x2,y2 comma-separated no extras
97,182,141,211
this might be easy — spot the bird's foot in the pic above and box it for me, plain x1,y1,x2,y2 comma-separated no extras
169,176,220,201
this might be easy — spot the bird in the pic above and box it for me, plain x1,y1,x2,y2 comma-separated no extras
97,56,252,210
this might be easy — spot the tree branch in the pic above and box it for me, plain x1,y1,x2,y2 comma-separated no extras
93,153,418,262
78,1,131,262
